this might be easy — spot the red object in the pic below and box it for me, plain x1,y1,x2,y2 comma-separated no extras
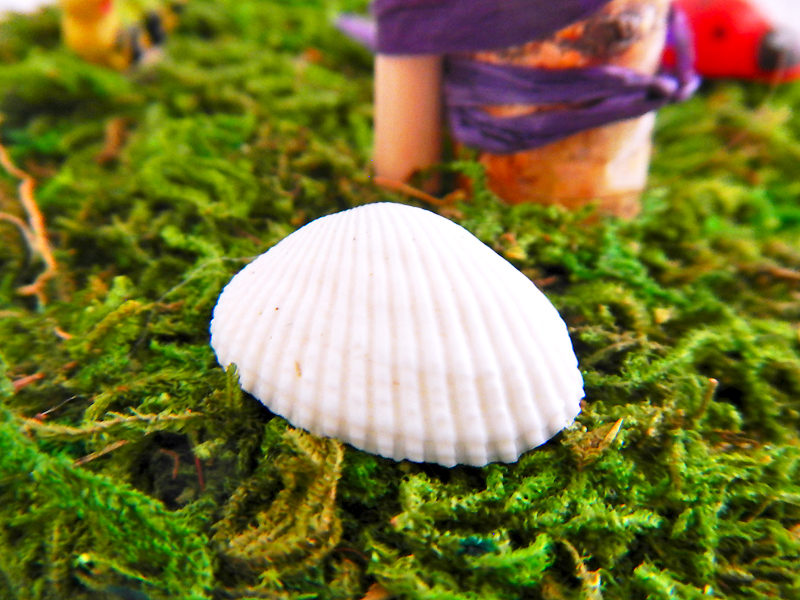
666,0,800,81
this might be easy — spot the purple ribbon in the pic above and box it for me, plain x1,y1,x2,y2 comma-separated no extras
446,59,698,153
445,7,699,153
373,0,613,54
335,3,699,154
337,14,378,52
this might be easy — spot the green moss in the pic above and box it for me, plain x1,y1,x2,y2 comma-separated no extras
1,1,799,598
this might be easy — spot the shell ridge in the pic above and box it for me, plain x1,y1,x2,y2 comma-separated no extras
210,257,266,370
350,204,393,456
377,205,413,460
257,214,343,421
335,205,375,448
343,205,389,453
465,253,558,449
216,225,312,370
513,279,583,396
211,246,295,392
236,231,327,399
501,313,579,436
257,250,330,414
291,207,359,436
454,245,541,459
243,217,337,414
418,214,484,466
411,209,496,466
389,205,454,464
502,270,583,439
428,218,522,464
358,204,404,457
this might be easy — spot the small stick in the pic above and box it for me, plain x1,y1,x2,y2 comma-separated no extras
601,418,624,448
33,395,78,421
194,454,205,490
158,448,181,479
12,372,45,392
532,275,559,288
0,137,58,305
0,211,36,248
372,175,449,207
159,448,206,490
54,327,74,340
95,117,130,165
691,377,719,424
762,265,800,282
74,439,129,466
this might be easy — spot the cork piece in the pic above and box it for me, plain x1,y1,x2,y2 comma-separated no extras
468,0,671,217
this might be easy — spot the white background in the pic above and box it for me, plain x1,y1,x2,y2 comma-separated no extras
0,0,54,14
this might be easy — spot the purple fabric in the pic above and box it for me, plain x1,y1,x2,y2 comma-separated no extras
446,61,699,153
372,0,613,54
336,14,378,52
445,7,700,153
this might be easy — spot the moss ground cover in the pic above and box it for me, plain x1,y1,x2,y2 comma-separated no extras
0,1,798,598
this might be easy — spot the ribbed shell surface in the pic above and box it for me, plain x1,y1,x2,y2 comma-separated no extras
210,202,583,466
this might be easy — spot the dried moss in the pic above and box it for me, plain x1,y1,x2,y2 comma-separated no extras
0,1,798,598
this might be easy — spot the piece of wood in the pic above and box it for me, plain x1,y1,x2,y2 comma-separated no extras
373,54,442,185
469,0,671,218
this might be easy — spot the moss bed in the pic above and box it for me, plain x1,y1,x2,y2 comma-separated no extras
1,1,799,599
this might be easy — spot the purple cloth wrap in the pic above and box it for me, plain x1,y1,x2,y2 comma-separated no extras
373,0,613,54
334,3,700,153
446,6,700,153
336,14,378,52
446,58,698,153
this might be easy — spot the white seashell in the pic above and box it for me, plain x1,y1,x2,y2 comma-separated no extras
210,202,583,467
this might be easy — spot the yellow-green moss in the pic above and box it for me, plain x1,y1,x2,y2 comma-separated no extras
0,1,798,598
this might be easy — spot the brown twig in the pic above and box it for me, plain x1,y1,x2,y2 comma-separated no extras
14,359,79,396
159,447,206,490
54,327,74,340
0,211,35,247
95,117,130,165
532,275,560,288
74,439,129,466
12,372,45,392
33,395,78,421
194,454,206,490
0,136,58,305
372,175,449,207
691,377,719,425
158,448,182,479
762,264,800,282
